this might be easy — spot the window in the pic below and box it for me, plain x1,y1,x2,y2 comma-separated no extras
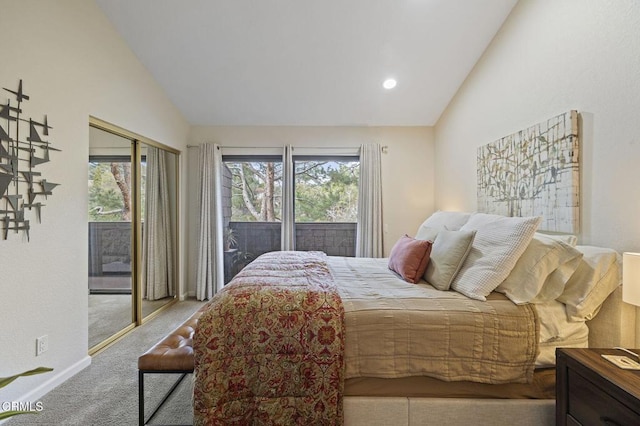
293,156,359,256
294,157,359,223
222,152,360,281
225,156,282,223
222,157,282,282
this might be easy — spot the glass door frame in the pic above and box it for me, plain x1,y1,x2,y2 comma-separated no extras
88,116,181,354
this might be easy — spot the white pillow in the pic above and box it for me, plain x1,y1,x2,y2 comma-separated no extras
450,213,541,301
535,232,578,247
416,211,471,234
495,234,583,304
557,246,621,321
422,229,476,291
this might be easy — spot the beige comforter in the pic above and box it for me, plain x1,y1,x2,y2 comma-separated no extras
193,252,540,425
330,256,539,384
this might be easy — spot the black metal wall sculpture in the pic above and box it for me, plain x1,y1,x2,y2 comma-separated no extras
0,79,60,240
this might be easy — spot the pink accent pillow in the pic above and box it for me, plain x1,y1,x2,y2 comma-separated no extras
388,235,433,283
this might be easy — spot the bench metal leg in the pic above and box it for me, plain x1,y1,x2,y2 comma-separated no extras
139,370,145,426
139,369,191,426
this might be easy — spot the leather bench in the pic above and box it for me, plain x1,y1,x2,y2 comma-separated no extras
138,304,208,426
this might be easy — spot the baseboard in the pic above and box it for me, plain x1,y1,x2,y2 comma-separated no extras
19,356,91,404
0,356,91,424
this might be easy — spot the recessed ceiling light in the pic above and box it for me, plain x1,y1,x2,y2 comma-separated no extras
383,78,397,90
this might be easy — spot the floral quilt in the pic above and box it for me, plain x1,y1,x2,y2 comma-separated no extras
193,251,345,425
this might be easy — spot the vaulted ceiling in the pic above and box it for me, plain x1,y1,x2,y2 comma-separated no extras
96,0,517,126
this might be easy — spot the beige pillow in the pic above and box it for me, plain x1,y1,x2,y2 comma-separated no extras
423,229,476,291
415,225,439,241
531,257,583,303
496,234,583,304
450,213,541,301
557,245,621,321
416,211,471,234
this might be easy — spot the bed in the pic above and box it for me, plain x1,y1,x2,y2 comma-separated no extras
192,211,636,426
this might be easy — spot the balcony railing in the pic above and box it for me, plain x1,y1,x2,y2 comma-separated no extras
88,222,132,276
226,221,357,282
228,221,356,257
89,220,357,281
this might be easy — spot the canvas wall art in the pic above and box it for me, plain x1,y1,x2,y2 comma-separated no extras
477,110,579,233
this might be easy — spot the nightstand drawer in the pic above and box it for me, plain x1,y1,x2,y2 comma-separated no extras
568,369,640,425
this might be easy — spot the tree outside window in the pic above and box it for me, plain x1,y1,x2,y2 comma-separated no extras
224,157,358,224
226,160,282,223
294,159,358,223
88,158,145,222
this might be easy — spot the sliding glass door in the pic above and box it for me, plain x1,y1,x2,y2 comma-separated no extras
293,156,359,255
88,128,134,350
221,153,359,283
88,119,180,354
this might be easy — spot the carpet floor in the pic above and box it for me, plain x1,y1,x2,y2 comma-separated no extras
8,299,207,426
88,294,172,349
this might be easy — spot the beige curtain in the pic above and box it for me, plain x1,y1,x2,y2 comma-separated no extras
281,144,295,251
195,143,225,300
142,146,175,300
356,143,383,257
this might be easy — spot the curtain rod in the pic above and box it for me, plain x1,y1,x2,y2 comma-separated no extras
186,144,388,152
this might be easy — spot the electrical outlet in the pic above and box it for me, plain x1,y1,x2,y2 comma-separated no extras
36,335,49,356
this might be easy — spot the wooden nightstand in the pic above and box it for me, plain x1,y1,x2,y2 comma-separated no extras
556,348,640,425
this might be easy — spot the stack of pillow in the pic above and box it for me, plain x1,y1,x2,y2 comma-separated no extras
388,211,621,322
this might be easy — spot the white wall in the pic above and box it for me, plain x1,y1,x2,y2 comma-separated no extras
0,0,189,402
186,126,434,295
434,0,640,253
